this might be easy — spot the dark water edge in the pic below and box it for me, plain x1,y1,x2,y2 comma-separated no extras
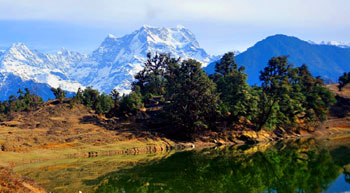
15,138,350,193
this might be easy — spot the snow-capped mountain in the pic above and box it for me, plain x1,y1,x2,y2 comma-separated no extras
0,43,85,100
0,25,212,100
83,25,211,94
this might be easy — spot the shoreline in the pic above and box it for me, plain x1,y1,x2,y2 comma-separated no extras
1,122,349,168
0,125,350,193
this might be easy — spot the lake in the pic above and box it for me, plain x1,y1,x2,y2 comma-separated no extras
13,138,350,193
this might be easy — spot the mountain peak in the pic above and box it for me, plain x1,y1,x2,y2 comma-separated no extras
5,43,35,61
9,42,30,52
264,34,300,41
248,34,309,50
135,25,201,49
98,34,119,50
56,47,70,56
141,24,153,29
106,33,116,39
175,24,186,29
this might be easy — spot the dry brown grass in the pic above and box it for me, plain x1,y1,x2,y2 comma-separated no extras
0,100,174,166
327,83,350,98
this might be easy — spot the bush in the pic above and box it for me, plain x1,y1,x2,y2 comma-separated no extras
119,89,144,116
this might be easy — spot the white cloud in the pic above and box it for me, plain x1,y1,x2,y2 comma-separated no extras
0,0,349,55
0,0,349,27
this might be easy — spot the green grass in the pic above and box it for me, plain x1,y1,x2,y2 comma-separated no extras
0,138,174,167
12,150,174,193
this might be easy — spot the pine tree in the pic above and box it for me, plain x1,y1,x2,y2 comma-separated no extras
109,89,120,116
215,52,238,76
119,86,144,116
213,52,257,124
166,59,218,138
257,57,336,131
133,53,180,100
338,72,350,91
257,56,294,131
95,93,113,114
51,87,67,103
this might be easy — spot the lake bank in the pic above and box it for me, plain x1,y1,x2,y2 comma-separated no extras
1,104,350,167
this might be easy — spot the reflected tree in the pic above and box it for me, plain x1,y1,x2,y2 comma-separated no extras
91,142,341,193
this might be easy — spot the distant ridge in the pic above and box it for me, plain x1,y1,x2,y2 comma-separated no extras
204,34,350,84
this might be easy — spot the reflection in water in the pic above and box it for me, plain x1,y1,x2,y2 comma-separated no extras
90,140,350,193
346,173,350,184
14,139,350,193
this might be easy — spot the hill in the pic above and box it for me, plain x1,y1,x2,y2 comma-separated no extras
204,34,350,84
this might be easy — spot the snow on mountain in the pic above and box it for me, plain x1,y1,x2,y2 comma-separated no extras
320,41,350,48
0,43,84,94
74,25,212,94
308,40,350,48
0,25,212,100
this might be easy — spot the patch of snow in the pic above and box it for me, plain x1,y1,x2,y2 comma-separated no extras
308,40,350,48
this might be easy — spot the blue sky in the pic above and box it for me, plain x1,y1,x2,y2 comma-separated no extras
0,0,349,54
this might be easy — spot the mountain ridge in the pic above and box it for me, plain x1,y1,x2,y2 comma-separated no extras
1,29,350,101
0,25,212,100
204,34,350,84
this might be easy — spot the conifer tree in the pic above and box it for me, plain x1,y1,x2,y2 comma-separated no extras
213,52,257,124
167,59,218,138
257,57,335,131
338,72,350,91
133,53,179,100
51,87,67,103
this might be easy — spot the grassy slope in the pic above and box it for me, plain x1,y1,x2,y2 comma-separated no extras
313,84,350,138
13,151,174,193
0,100,174,167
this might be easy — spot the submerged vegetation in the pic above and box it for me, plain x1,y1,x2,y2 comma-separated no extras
0,52,337,139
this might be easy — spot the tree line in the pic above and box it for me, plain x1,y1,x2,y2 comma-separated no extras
0,88,43,118
0,52,337,139
125,52,335,138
